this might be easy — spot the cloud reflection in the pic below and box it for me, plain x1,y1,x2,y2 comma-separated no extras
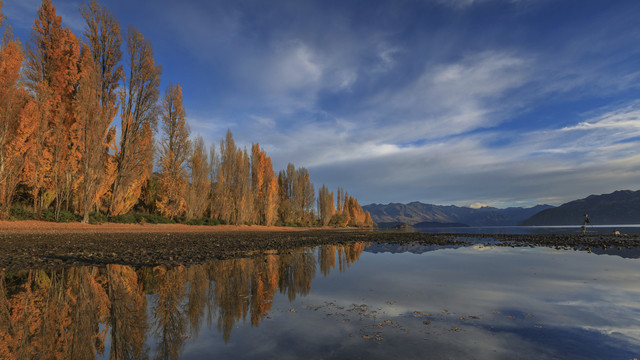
1,244,638,359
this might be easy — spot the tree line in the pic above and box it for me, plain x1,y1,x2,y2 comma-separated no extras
0,0,373,227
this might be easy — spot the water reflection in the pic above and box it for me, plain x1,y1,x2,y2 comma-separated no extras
0,243,366,360
2,242,640,359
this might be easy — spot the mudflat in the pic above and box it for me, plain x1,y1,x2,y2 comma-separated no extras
0,221,639,270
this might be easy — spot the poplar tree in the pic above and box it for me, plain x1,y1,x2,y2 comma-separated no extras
110,26,160,215
78,0,123,222
216,130,244,224
186,135,211,219
0,4,36,218
24,0,80,220
317,184,334,226
251,143,278,225
157,84,190,219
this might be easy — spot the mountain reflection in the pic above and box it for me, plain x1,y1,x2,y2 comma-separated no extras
0,243,366,360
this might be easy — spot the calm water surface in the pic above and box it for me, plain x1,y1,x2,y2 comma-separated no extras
1,242,639,359
388,225,640,235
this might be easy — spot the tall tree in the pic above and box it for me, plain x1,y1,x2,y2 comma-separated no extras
251,144,278,225
77,0,123,222
156,84,190,219
209,144,222,219
53,28,81,219
0,11,37,218
236,147,252,224
277,164,295,224
277,163,316,225
110,26,160,215
215,130,252,225
186,135,210,219
295,167,315,225
80,0,123,112
75,45,117,223
24,0,80,220
317,184,334,226
208,144,220,219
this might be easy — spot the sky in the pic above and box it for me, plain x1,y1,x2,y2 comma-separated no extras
3,0,640,208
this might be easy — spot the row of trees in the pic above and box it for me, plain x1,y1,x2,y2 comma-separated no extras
0,243,367,359
0,0,374,227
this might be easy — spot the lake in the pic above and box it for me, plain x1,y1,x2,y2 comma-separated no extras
1,241,639,359
391,225,640,235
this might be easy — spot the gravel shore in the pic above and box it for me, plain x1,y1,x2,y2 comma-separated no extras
1,227,639,270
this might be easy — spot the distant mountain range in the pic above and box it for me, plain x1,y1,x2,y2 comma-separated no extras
376,221,469,229
363,202,553,227
520,190,640,226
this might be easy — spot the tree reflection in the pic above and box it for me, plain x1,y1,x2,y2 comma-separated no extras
0,243,367,358
152,266,187,360
106,264,149,360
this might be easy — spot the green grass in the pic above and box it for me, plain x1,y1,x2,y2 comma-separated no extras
8,204,287,227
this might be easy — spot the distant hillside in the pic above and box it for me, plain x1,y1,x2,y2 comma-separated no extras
363,202,553,226
377,221,469,228
521,190,640,226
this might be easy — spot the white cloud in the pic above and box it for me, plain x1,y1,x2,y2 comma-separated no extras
3,0,84,33
298,101,640,206
250,115,277,128
469,202,490,209
267,40,323,93
96,0,640,208
562,106,640,132
359,51,530,143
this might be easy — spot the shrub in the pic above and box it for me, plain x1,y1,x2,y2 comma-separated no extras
138,213,173,224
185,217,222,226
10,205,36,220
89,212,108,224
39,209,79,223
108,213,138,224
58,210,80,223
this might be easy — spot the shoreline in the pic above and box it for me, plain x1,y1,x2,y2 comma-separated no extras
0,227,639,271
0,220,322,234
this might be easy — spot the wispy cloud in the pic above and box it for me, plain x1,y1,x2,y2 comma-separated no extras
4,0,85,34
303,102,640,206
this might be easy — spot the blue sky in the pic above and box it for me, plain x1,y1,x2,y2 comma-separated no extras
4,0,640,208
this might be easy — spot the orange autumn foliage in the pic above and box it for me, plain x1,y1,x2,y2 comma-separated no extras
157,84,190,219
317,184,335,226
186,136,211,219
23,0,81,220
106,265,147,359
214,130,253,225
251,143,278,225
0,23,36,218
77,0,123,222
0,245,369,356
152,266,187,359
0,0,371,224
76,45,117,223
110,26,159,216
